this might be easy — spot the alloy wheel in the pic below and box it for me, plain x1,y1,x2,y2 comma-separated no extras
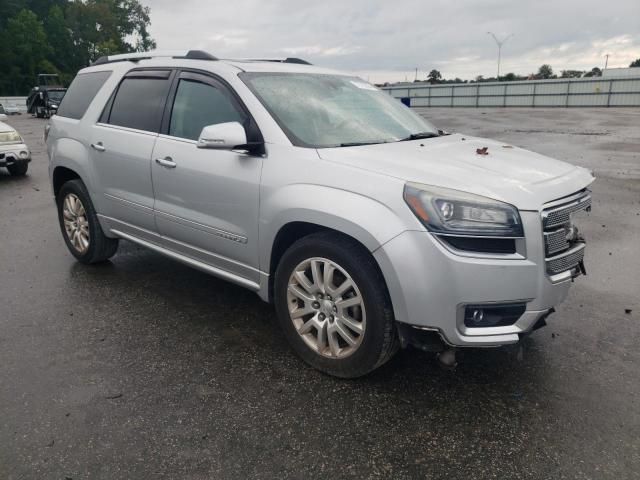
62,193,90,254
287,257,366,359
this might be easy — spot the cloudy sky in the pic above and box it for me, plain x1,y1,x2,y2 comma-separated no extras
145,0,640,83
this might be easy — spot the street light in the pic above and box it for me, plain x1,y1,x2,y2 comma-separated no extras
487,32,514,80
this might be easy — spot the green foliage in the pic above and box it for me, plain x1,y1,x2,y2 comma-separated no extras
630,59,640,68
561,70,584,78
0,0,156,95
0,10,51,95
583,67,602,78
427,69,442,84
537,64,554,79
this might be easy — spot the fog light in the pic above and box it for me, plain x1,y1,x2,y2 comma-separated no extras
471,309,484,324
19,150,29,159
464,303,526,328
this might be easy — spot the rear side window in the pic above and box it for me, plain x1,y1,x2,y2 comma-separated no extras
105,72,171,132
56,71,111,120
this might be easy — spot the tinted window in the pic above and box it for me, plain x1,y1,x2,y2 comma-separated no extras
108,76,170,132
169,79,245,140
56,71,111,120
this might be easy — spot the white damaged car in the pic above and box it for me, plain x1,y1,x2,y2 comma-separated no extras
0,116,30,176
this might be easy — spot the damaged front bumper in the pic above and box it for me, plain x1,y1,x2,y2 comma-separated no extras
374,210,583,348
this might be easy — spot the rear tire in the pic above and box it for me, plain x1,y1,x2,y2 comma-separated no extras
56,179,119,264
274,231,398,378
7,161,28,176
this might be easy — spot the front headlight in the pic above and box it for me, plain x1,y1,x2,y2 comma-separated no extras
403,182,523,237
0,131,22,144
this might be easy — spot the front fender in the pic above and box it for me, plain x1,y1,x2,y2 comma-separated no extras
259,183,408,272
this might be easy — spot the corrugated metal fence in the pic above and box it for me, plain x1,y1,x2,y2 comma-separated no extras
0,96,28,112
382,76,640,107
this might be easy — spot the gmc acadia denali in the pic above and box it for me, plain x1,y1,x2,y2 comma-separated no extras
46,50,594,377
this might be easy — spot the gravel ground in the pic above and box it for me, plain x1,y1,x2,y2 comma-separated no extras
0,108,639,479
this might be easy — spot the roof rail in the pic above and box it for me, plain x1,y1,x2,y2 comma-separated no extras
92,50,218,66
225,57,312,65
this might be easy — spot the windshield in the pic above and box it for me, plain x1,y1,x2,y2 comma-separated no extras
240,73,438,148
48,90,66,102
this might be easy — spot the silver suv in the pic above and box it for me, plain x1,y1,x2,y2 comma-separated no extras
47,50,594,377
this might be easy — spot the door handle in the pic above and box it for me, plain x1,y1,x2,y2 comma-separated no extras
91,142,106,152
155,156,177,169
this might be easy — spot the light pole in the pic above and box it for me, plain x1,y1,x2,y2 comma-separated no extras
487,32,514,80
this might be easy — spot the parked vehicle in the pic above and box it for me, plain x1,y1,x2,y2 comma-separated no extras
46,51,594,377
0,103,22,115
27,74,67,118
0,119,30,176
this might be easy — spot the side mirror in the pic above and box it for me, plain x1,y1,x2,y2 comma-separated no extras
0,113,7,122
197,122,248,150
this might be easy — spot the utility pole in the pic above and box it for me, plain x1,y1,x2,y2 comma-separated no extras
414,68,418,82
487,32,514,80
604,54,609,71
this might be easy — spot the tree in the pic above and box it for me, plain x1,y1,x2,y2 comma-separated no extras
44,5,75,83
0,0,27,29
630,59,640,68
561,70,584,78
0,0,156,94
0,9,51,95
537,64,553,79
583,67,602,78
427,69,442,84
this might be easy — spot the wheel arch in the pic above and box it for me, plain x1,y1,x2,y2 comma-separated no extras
52,166,81,197
267,218,401,317
264,219,404,324
49,137,94,198
259,183,412,324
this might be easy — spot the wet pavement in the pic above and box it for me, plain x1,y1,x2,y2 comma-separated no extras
1,109,639,479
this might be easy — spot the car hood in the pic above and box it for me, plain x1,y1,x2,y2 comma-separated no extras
317,133,594,210
0,121,15,133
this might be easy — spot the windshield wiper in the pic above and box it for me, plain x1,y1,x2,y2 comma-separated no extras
338,141,387,147
398,132,440,142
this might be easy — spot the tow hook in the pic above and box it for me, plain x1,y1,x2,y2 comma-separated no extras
437,348,457,370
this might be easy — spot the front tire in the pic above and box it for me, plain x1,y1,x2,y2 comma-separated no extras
56,179,119,264
274,232,398,378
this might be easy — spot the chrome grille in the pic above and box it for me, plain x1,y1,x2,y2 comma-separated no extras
542,190,590,276
546,244,586,275
544,228,570,256
543,194,591,229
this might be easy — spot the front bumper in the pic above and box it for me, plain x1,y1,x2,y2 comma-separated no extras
374,211,577,347
0,144,31,167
